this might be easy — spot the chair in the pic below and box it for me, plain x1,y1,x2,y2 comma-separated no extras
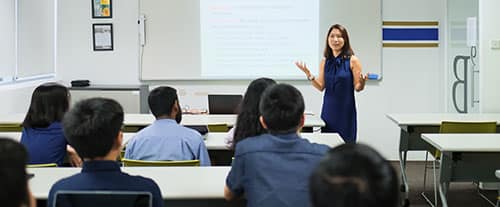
0,124,22,132
422,121,497,206
27,163,58,168
207,123,229,132
121,159,200,167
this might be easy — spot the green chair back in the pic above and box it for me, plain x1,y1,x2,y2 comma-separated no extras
434,121,497,157
0,124,23,132
207,124,229,132
121,159,200,167
27,163,58,168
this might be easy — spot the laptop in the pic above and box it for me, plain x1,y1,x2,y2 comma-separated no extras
54,190,152,207
208,94,243,114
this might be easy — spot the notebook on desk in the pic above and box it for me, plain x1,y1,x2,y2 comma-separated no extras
208,94,242,114
53,190,152,207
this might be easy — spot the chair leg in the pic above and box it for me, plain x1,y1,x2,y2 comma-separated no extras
476,183,497,206
421,152,437,207
433,158,438,206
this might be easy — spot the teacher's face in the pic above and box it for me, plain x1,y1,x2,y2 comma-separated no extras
328,28,344,53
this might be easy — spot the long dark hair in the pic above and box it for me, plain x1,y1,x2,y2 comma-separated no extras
231,78,276,149
22,82,70,128
323,24,354,59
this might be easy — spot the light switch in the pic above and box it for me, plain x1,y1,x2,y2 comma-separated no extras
490,40,500,49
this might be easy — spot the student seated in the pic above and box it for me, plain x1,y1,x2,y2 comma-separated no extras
125,86,211,166
226,77,276,148
20,82,81,166
47,98,163,207
0,138,36,207
309,143,399,207
224,83,330,207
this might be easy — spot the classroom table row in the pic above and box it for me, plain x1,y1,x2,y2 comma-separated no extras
0,132,343,151
387,113,500,207
0,113,326,132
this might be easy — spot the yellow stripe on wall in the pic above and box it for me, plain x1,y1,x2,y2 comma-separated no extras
383,21,439,26
383,43,439,48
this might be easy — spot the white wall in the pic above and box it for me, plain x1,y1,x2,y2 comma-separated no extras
479,0,500,112
1,0,455,160
0,0,15,79
56,0,140,85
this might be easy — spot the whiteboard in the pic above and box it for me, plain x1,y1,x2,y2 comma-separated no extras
140,0,381,80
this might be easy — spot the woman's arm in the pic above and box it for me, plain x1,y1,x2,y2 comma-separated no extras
295,59,326,91
351,56,367,92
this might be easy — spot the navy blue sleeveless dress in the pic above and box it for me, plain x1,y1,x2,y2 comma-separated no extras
321,56,357,143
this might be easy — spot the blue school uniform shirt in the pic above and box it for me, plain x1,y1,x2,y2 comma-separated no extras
124,119,211,166
47,160,163,207
226,133,330,207
20,122,67,165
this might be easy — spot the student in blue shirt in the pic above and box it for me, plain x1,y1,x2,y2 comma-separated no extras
48,98,163,207
224,83,330,207
125,86,211,166
20,82,81,166
309,143,399,207
0,138,36,207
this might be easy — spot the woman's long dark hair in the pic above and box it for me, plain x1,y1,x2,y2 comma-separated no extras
22,82,70,128
231,78,276,149
323,24,354,59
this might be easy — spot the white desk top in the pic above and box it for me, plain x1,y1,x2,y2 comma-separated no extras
0,113,325,128
1,132,342,150
28,166,230,199
124,132,342,150
421,133,500,152
386,113,500,126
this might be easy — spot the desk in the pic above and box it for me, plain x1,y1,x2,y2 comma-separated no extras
421,134,500,207
2,132,341,166
1,132,342,150
0,113,325,132
386,113,500,204
28,166,230,199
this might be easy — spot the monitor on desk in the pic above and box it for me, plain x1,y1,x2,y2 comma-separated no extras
208,94,242,114
53,190,152,207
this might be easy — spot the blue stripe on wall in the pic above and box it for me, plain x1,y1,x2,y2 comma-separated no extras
383,28,438,41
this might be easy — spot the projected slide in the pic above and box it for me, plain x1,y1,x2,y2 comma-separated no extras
200,0,319,78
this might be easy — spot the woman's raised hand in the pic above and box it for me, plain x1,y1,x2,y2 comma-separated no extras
294,61,311,76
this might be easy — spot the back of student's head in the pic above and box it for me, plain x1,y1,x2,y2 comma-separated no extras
0,138,30,207
148,86,179,118
309,143,399,207
259,83,304,134
63,98,124,159
23,82,69,128
233,78,276,146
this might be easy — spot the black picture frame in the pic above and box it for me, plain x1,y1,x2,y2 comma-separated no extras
92,23,114,51
92,0,112,18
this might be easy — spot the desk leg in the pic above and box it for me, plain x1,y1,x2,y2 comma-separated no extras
438,152,452,207
399,129,410,206
399,150,409,206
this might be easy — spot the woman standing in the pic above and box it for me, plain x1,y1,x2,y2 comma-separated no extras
295,24,367,143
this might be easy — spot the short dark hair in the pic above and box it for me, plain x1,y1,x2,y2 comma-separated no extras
63,98,124,159
259,83,304,134
309,144,399,207
0,138,30,207
23,82,69,128
148,86,178,118
232,78,276,148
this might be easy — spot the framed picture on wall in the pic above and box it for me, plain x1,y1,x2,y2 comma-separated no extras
92,0,112,18
92,23,113,51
